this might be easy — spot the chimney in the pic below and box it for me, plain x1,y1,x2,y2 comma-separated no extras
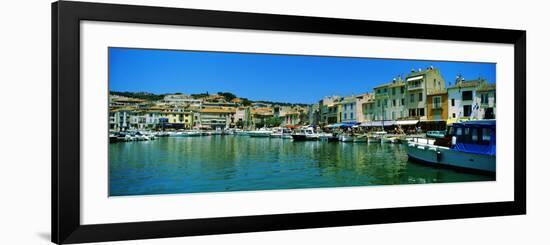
455,74,463,85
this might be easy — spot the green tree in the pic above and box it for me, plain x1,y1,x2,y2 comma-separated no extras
255,122,265,129
217,92,237,102
265,117,282,127
241,98,252,106
235,120,244,129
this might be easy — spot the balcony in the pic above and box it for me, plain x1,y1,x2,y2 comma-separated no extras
408,84,423,91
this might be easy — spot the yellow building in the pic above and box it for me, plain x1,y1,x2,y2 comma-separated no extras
199,107,236,129
160,107,194,129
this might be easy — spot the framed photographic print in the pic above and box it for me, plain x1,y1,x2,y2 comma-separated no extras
52,1,526,244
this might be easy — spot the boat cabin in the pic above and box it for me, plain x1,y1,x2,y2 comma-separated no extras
450,120,496,156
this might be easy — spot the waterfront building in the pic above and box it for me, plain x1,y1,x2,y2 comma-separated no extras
338,96,357,123
475,83,496,119
319,95,340,125
354,93,373,123
144,107,162,129
129,110,148,130
447,76,485,121
274,105,292,118
281,110,301,126
251,107,274,128
109,106,134,131
361,95,376,122
199,107,236,129
405,67,446,120
426,90,448,121
234,107,252,129
159,107,195,129
373,77,407,121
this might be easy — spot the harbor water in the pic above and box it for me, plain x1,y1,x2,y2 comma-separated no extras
109,136,494,196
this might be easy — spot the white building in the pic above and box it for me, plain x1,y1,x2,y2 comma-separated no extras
447,77,484,120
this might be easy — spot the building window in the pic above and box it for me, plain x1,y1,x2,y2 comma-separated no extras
418,92,423,102
481,93,489,104
392,87,396,95
344,113,347,120
432,96,441,108
463,105,472,117
350,112,354,119
452,113,456,118
401,98,405,106
377,100,380,107
400,87,405,94
451,98,455,107
433,79,437,87
410,94,415,103
462,91,473,101
392,99,396,107
418,108,425,116
409,109,416,117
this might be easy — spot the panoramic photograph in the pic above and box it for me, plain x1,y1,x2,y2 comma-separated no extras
108,47,497,197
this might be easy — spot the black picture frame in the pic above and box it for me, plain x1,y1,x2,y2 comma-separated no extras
52,1,526,244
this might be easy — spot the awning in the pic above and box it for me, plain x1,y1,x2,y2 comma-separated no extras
396,120,419,125
325,122,359,128
407,76,423,82
360,121,396,127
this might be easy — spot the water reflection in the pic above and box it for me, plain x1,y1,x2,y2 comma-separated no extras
109,136,494,196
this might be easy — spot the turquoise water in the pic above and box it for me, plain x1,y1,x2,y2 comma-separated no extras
109,136,494,196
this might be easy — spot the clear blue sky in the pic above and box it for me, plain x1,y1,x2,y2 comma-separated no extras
109,47,496,104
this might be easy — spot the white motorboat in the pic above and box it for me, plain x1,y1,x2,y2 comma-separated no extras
270,128,292,138
319,133,339,142
406,120,496,173
248,128,272,137
184,130,202,137
291,127,319,141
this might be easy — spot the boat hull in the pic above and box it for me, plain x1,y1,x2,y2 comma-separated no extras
339,135,354,142
320,136,339,142
291,134,308,141
406,143,495,173
353,137,367,143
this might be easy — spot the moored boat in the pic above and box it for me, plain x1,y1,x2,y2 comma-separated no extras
406,120,496,173
319,133,339,142
367,131,386,143
339,134,354,142
248,128,272,137
291,127,319,141
270,128,292,138
353,134,368,143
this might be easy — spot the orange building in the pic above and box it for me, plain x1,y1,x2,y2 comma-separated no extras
426,91,448,121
